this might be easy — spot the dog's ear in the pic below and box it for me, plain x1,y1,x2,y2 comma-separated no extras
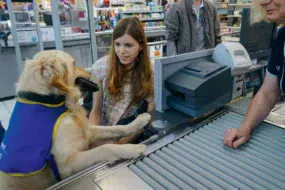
50,74,69,93
42,60,69,93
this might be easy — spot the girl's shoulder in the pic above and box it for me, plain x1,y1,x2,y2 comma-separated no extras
93,55,110,69
92,56,110,81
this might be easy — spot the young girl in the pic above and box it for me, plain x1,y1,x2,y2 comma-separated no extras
89,17,155,128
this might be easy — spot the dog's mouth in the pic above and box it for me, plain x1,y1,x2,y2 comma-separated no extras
75,77,99,93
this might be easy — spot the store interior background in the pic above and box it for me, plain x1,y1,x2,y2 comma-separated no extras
0,0,263,130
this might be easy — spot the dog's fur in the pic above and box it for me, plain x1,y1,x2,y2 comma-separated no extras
0,50,151,190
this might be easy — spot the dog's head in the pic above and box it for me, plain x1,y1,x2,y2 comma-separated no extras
16,50,91,109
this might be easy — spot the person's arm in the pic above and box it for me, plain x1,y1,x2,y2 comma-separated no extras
89,74,103,125
164,4,180,56
224,73,280,148
166,41,178,56
213,7,222,45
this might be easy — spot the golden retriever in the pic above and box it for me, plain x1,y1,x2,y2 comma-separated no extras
0,50,150,190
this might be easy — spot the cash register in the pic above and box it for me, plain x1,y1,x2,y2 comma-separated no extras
14,11,32,28
142,43,253,140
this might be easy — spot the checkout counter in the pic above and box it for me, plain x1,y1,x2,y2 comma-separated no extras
46,43,285,190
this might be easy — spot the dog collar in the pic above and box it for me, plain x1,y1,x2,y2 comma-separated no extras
17,91,65,106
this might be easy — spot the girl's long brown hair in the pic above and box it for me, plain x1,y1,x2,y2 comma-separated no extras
107,17,154,105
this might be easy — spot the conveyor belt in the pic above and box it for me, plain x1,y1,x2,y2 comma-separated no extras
129,111,285,189
228,97,252,114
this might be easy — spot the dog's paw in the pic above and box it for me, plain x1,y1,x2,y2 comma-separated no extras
131,113,151,130
119,144,147,159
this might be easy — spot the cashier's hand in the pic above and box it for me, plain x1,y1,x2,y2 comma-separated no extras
223,127,251,149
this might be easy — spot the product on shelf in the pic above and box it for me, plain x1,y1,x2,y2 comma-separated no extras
216,0,252,35
95,9,120,31
93,1,165,31
119,4,165,28
228,5,235,15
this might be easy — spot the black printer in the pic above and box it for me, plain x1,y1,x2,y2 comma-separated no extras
165,60,232,117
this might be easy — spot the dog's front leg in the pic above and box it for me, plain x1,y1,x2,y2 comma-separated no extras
88,113,151,141
62,144,146,176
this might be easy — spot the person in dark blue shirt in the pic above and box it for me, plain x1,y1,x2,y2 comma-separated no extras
224,0,285,149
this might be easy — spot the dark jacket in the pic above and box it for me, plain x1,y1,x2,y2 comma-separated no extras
165,0,221,55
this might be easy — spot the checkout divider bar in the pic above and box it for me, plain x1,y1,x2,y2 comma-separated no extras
6,0,22,77
86,0,98,63
147,40,167,46
32,0,44,51
51,0,63,50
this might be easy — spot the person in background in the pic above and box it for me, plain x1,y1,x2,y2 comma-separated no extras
0,22,10,47
164,0,221,56
38,5,44,21
224,0,285,149
89,17,154,143
38,4,45,10
0,5,4,14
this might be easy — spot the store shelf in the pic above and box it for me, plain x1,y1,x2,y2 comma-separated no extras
110,3,124,6
218,9,228,15
221,31,240,36
128,1,144,3
226,26,241,29
94,26,166,35
94,7,119,10
217,1,250,33
228,3,252,6
144,26,166,30
216,3,228,9
222,35,240,42
227,15,242,18
141,18,164,21
122,10,164,13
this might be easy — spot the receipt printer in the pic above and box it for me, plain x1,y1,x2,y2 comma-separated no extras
212,42,251,76
212,42,252,99
165,60,232,118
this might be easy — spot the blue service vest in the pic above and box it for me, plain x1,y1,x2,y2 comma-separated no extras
0,99,67,179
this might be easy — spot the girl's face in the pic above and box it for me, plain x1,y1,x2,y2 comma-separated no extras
114,33,142,68
259,0,285,23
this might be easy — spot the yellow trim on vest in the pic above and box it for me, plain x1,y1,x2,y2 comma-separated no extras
0,163,47,177
52,112,68,144
17,98,65,107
